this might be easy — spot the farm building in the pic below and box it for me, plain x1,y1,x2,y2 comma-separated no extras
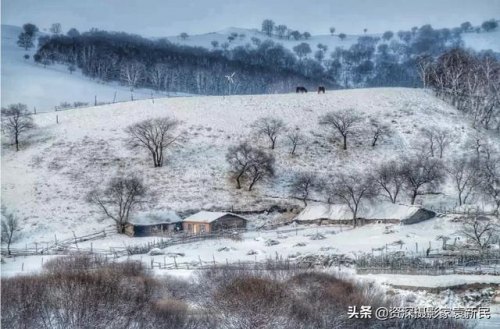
125,210,183,237
295,202,435,225
182,211,247,234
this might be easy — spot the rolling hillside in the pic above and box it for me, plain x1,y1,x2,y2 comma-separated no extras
2,24,499,113
2,87,498,244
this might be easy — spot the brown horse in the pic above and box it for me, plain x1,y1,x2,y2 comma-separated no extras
318,86,326,94
296,86,308,93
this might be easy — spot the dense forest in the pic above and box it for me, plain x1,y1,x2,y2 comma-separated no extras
33,22,498,95
33,31,333,95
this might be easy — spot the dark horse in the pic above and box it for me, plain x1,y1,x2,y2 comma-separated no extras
296,86,308,93
318,86,326,93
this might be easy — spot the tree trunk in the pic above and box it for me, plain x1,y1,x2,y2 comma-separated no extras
410,190,418,205
235,170,246,189
343,135,347,150
117,223,126,234
15,132,19,152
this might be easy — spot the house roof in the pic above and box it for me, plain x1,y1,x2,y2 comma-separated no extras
183,211,244,223
295,202,423,222
128,210,182,226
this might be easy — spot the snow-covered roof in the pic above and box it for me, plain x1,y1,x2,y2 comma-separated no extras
128,210,181,226
183,211,240,223
296,202,422,221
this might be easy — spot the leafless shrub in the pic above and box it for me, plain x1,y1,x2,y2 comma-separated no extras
458,217,500,251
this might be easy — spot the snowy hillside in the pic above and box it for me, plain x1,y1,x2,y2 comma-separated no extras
1,25,185,113
2,24,499,113
166,26,500,54
164,27,360,51
462,29,500,53
2,88,498,244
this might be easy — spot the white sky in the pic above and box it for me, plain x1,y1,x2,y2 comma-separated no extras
2,0,499,36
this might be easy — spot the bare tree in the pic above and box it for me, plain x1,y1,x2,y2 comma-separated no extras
418,127,452,159
120,61,145,91
1,208,20,256
226,142,253,189
246,152,275,191
252,117,286,150
319,109,360,150
125,117,180,168
401,155,445,205
416,54,433,88
375,161,405,203
1,103,35,151
226,142,274,190
370,119,391,147
49,23,62,35
87,176,147,233
458,218,499,251
326,171,377,226
148,63,168,91
17,32,34,50
419,128,437,157
480,155,500,213
434,128,452,158
447,157,481,206
290,172,317,206
286,127,306,155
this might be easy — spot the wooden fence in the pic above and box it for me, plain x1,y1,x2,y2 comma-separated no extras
355,252,500,275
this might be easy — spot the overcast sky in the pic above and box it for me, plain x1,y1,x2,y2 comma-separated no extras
2,0,499,37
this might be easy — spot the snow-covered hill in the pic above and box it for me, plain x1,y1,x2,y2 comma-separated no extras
3,23,499,113
1,25,186,113
166,26,500,54
2,88,498,244
462,29,500,53
164,27,360,51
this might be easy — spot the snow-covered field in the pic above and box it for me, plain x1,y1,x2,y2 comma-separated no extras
2,85,499,247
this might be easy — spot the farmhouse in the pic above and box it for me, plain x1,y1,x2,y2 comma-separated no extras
182,211,247,234
295,202,436,225
125,211,182,237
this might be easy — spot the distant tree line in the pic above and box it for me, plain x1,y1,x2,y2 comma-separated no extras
33,30,334,95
